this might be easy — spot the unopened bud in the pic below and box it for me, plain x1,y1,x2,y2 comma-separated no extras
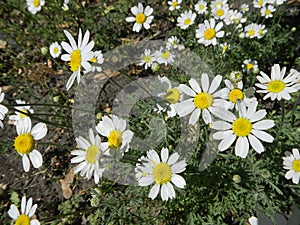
151,62,160,72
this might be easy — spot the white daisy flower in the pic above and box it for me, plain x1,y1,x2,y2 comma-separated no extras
177,10,196,30
96,115,134,159
89,50,104,73
196,18,225,46
240,3,249,13
125,3,154,33
62,0,69,11
229,71,243,83
176,73,230,125
283,148,300,184
61,29,95,90
242,59,259,74
231,10,247,25
0,87,8,128
272,0,286,5
244,23,259,38
26,0,45,14
71,128,110,184
136,147,186,201
139,49,155,69
211,101,275,158
261,5,276,18
154,47,175,65
9,100,34,125
166,36,180,50
168,0,182,11
194,0,208,14
248,216,258,225
211,4,229,20
255,64,299,101
153,76,182,118
211,0,228,9
219,79,245,109
13,117,47,172
253,0,267,8
8,196,40,225
220,42,230,56
219,79,258,110
256,24,267,38
49,42,62,58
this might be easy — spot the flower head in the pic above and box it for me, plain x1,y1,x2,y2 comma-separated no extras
244,23,259,38
176,73,229,125
255,64,299,101
136,147,186,201
154,47,175,66
253,0,267,8
61,29,95,90
71,129,110,184
153,76,182,118
49,42,62,58
177,10,196,30
89,50,104,73
139,49,155,69
261,5,276,18
14,117,47,172
96,115,134,159
240,3,249,12
8,196,40,225
0,87,8,128
26,0,45,14
211,101,275,158
283,148,300,184
196,18,224,46
194,0,208,14
168,0,182,11
242,59,259,74
125,3,154,32
9,100,34,125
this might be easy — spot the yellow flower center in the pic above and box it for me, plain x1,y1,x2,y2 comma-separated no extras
14,133,35,154
85,145,99,164
268,80,285,93
33,0,40,7
172,1,179,7
258,0,264,6
144,55,152,63
108,130,122,149
20,109,28,119
161,51,170,59
165,88,180,104
232,118,252,137
53,47,59,54
222,45,228,51
248,29,255,36
136,13,146,24
90,57,97,63
265,9,271,15
69,50,81,72
194,92,213,109
247,63,253,71
216,9,224,17
15,214,30,225
292,160,300,172
204,28,216,40
258,29,263,35
199,5,205,10
229,89,244,103
153,162,172,185
184,18,192,26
